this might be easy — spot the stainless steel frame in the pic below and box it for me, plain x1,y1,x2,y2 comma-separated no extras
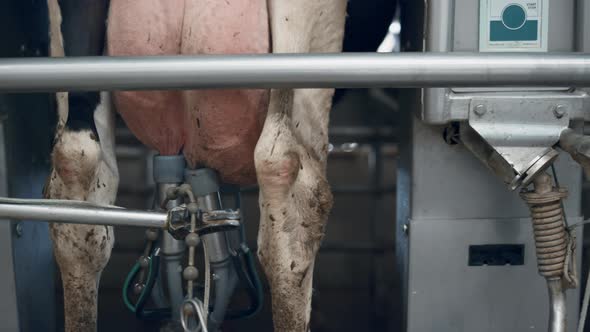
0,198,167,228
422,0,588,125
401,1,587,332
0,53,587,92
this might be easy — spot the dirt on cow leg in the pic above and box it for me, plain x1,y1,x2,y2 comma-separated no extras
256,1,346,330
255,89,334,332
46,149,115,332
45,93,118,332
45,128,116,332
58,245,105,331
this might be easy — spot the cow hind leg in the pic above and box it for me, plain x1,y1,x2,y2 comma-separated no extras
255,89,335,332
255,1,347,331
46,92,118,332
46,1,116,330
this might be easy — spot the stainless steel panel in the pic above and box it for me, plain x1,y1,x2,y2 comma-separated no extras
453,0,479,52
398,116,583,332
425,0,583,123
453,0,576,52
548,0,576,52
407,217,582,332
578,0,590,52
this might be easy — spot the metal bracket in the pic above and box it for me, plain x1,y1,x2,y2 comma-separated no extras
168,207,240,240
423,89,589,124
461,97,573,189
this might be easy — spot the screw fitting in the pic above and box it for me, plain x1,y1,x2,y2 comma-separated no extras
474,104,487,116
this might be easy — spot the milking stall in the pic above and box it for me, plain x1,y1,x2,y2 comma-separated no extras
0,0,590,331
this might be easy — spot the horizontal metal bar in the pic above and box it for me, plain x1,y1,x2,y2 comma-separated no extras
0,197,167,228
0,53,588,92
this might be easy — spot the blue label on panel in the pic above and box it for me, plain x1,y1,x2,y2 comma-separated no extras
479,0,548,52
490,20,538,41
502,4,527,29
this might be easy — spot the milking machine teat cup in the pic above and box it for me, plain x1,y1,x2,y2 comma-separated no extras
123,182,236,328
120,162,264,332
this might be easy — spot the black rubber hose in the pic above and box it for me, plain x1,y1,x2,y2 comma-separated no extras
135,253,172,321
122,245,171,321
226,249,263,320
228,190,264,319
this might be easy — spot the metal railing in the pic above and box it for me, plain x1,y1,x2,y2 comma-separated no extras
0,53,587,92
0,52,588,228
0,198,167,228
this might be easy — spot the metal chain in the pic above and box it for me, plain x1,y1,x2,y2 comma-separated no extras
164,184,210,332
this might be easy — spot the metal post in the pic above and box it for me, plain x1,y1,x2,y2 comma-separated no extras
0,53,587,92
548,279,567,332
423,0,455,124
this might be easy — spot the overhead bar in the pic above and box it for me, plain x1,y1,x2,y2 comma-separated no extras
0,53,588,92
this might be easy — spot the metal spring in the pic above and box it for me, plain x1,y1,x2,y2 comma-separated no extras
528,200,568,278
521,173,569,280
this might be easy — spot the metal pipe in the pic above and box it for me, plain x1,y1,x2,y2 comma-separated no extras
154,183,184,318
559,128,590,178
547,279,567,332
150,154,186,320
423,0,455,124
197,193,230,265
0,197,167,228
207,259,239,331
521,174,570,332
185,168,239,331
0,53,588,92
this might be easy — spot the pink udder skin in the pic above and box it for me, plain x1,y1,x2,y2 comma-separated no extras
107,0,269,185
107,0,186,156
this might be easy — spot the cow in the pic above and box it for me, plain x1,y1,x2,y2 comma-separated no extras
44,0,347,331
